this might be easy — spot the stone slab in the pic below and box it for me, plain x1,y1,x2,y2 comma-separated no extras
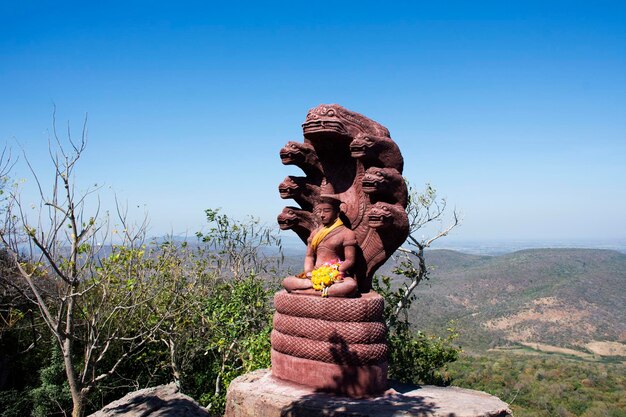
225,369,512,417
88,383,211,417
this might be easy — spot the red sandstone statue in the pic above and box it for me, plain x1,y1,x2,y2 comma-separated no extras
278,104,409,295
272,105,405,395
282,198,358,298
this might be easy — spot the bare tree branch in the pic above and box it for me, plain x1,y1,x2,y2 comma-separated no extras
382,182,461,325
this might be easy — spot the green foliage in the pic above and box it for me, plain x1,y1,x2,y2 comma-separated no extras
30,344,71,417
450,352,626,416
101,210,281,416
84,218,280,416
0,390,32,417
388,323,460,385
196,208,283,279
196,274,276,413
374,273,461,385
0,250,50,416
0,205,283,416
375,274,416,330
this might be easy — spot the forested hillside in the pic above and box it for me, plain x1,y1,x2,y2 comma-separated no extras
379,248,626,416
391,248,626,355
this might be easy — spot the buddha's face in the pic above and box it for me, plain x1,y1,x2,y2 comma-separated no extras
316,203,339,226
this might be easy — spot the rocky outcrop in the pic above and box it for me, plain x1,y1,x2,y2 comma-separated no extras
225,369,513,417
88,383,212,417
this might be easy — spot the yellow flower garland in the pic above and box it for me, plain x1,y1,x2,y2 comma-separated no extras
310,260,343,296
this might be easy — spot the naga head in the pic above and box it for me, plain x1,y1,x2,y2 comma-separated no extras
362,167,407,207
302,105,351,138
350,133,381,159
367,202,400,230
277,207,302,230
362,167,395,194
278,176,300,199
279,141,315,165
303,104,390,141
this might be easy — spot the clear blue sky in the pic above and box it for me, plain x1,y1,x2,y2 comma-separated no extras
1,1,625,242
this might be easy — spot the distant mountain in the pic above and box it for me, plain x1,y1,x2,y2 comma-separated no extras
384,248,626,354
429,239,626,255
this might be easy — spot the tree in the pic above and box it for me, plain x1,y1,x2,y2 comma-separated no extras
0,112,285,415
391,183,460,321
374,182,461,384
151,210,282,414
0,116,171,417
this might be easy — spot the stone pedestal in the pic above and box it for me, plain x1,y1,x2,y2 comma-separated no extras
271,291,388,396
224,369,513,417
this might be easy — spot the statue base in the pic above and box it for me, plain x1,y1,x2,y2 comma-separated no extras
271,290,388,396
271,349,387,397
224,369,513,417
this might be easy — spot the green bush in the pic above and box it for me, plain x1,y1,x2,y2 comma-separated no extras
0,390,32,417
30,345,71,417
374,274,461,385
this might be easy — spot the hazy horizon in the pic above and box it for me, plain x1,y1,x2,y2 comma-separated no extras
235,232,626,256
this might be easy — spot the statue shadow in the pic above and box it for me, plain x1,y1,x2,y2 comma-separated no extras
278,333,442,417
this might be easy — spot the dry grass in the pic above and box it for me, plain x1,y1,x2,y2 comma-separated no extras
518,342,595,359
483,297,598,343
585,341,626,356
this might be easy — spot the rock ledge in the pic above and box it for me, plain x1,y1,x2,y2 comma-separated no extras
225,369,512,417
88,383,211,417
